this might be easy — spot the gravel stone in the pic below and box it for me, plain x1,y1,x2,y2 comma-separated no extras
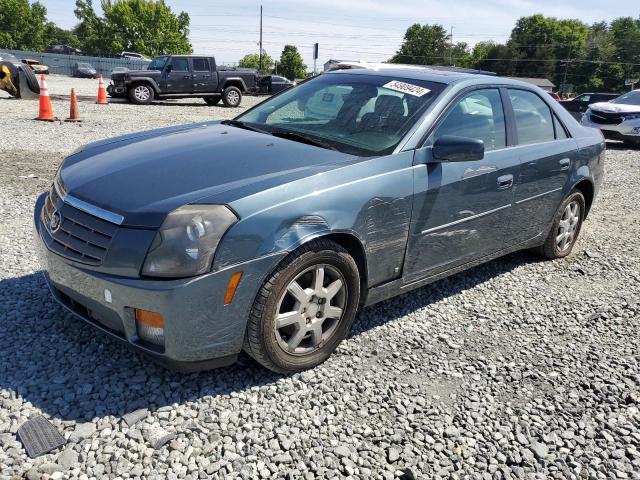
122,408,148,426
1,90,639,478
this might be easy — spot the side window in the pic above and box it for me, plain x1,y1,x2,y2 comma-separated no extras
578,94,591,102
192,58,209,72
428,88,506,151
170,57,189,71
509,89,555,145
553,114,569,139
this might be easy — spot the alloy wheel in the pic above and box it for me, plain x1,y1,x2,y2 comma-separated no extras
134,86,150,102
226,90,240,105
274,264,347,355
556,200,581,251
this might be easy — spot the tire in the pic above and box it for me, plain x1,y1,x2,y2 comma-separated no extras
244,238,361,373
20,64,40,95
128,83,154,105
203,96,221,106
538,190,586,259
222,86,242,107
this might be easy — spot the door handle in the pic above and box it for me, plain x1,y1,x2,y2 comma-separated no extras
559,158,571,170
183,75,191,79
497,174,514,190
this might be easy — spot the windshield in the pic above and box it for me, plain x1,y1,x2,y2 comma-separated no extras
611,91,640,106
78,63,92,68
148,56,168,71
237,73,446,156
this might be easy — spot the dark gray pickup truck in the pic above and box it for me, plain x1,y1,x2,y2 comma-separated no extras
107,55,258,107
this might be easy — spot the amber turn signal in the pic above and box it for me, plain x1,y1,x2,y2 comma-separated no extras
224,272,243,305
134,308,164,328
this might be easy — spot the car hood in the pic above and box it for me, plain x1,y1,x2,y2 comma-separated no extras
59,122,355,227
589,102,640,113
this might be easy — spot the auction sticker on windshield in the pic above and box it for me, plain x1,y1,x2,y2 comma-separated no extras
383,80,430,97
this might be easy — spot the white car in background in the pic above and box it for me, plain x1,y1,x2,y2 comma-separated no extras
581,90,640,146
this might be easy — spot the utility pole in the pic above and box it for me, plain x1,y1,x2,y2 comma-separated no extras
449,26,454,66
562,27,575,89
259,5,263,73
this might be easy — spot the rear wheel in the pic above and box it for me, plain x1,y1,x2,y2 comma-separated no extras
222,86,242,107
203,96,221,106
128,83,154,105
538,190,585,259
244,239,360,373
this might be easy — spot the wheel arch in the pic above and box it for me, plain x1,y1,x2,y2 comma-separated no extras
221,78,247,92
320,232,368,303
127,77,160,93
572,178,595,218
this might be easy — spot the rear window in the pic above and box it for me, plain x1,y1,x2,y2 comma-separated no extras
509,89,555,145
193,58,209,71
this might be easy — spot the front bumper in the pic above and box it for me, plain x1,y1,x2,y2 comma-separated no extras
34,193,285,371
581,114,640,143
107,83,127,97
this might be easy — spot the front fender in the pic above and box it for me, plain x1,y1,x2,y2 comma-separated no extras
214,151,416,287
128,76,161,93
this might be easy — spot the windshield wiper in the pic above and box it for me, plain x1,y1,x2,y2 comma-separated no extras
221,119,270,134
269,130,339,151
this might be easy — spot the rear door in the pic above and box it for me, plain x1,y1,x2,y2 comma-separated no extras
192,57,218,93
507,88,575,244
163,57,192,93
404,87,520,281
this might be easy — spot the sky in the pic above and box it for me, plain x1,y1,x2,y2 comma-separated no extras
40,0,639,69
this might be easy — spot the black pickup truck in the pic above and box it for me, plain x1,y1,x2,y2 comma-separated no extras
107,55,258,107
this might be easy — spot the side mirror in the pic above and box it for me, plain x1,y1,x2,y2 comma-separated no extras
165,64,172,73
432,135,484,162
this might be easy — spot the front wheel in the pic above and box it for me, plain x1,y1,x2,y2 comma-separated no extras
538,190,585,259
222,86,242,107
128,83,154,105
244,239,361,373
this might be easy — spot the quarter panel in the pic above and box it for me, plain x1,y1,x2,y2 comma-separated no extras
215,152,416,287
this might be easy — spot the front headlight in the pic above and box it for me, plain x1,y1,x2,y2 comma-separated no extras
142,205,238,278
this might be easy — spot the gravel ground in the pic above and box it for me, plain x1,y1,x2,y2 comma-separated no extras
0,95,639,479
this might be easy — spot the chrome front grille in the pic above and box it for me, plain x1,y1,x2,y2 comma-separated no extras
40,185,118,265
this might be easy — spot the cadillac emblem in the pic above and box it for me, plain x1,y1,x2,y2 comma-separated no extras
49,210,62,233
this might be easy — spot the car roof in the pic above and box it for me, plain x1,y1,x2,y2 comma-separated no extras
326,66,540,88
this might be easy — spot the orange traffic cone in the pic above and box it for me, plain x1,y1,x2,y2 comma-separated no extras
96,74,108,104
35,74,56,121
65,88,81,122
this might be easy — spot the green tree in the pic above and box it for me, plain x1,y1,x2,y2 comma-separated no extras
0,0,48,50
238,52,273,74
278,45,306,80
74,0,192,56
73,0,106,54
390,23,469,65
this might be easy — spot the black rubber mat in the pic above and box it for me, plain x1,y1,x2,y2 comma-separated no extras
17,415,66,458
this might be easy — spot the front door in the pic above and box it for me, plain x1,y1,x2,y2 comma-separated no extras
162,57,192,93
404,88,519,282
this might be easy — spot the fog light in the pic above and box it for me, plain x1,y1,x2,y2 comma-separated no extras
135,308,165,346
